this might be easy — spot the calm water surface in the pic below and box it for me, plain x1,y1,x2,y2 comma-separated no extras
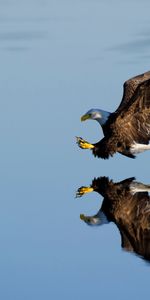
0,0,150,299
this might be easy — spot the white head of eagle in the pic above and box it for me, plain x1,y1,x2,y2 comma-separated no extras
81,108,110,126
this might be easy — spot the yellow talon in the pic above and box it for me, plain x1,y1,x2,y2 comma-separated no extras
76,137,94,149
76,186,94,198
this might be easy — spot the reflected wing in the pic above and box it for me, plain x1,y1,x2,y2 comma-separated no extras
115,71,150,114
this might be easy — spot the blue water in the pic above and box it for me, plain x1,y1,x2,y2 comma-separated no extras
0,0,150,299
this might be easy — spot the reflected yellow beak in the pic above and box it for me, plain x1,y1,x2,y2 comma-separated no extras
81,114,91,122
80,214,86,221
80,214,91,223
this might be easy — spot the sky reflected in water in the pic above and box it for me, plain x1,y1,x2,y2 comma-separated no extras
0,0,150,299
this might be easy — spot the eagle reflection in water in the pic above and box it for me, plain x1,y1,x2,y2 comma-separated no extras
76,176,150,262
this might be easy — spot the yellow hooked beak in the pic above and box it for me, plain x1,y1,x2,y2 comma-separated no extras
81,114,91,122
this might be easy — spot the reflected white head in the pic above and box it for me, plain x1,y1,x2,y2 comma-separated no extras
81,109,110,126
80,211,109,226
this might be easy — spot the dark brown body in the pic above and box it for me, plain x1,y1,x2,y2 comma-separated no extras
78,177,150,261
92,72,150,159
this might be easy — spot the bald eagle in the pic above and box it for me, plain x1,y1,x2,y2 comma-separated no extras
76,71,150,159
76,176,150,261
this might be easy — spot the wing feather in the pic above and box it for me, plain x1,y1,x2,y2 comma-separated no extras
115,71,150,114
113,79,150,144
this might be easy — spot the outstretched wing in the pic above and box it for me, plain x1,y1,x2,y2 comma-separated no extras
113,78,150,144
115,71,150,114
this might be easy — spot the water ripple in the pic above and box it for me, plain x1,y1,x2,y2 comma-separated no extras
0,31,46,41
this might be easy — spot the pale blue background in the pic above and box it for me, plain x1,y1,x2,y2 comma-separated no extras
0,0,150,299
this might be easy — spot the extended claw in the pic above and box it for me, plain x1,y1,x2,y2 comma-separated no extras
76,186,94,198
76,136,94,149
